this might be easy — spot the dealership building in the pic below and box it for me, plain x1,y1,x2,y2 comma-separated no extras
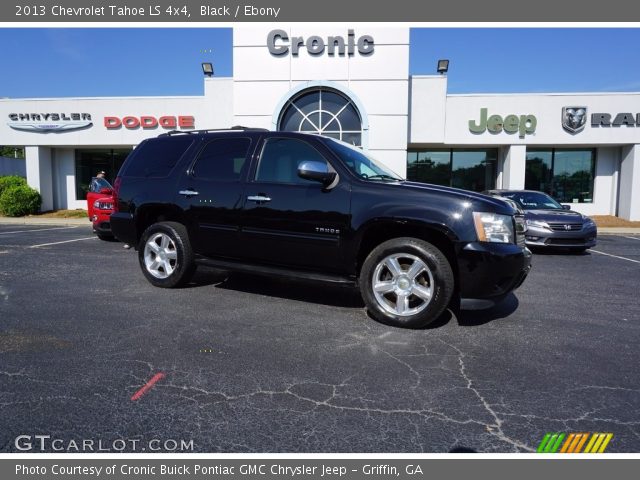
1,27,639,220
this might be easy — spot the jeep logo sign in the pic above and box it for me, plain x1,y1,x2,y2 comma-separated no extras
267,29,374,56
469,108,537,138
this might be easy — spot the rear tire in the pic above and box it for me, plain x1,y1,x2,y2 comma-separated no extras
138,222,196,288
359,237,454,328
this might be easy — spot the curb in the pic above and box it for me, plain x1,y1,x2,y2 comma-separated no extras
0,217,89,226
598,228,640,235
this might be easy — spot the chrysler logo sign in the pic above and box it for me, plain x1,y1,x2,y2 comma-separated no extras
7,113,92,133
562,107,587,134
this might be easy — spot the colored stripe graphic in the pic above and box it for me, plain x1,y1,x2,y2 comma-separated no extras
131,372,166,401
537,433,566,453
584,433,614,453
539,432,613,453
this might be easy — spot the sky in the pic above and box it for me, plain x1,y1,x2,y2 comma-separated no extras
1,27,640,98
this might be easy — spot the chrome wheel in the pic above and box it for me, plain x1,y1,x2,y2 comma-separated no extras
371,253,434,317
143,232,178,279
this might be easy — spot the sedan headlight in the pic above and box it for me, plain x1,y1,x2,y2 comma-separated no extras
526,219,551,230
473,212,514,243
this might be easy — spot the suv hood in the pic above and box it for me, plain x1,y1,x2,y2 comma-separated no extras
401,181,516,214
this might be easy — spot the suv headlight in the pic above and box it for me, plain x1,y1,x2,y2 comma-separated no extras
473,212,514,243
526,219,551,230
93,200,113,210
583,217,596,228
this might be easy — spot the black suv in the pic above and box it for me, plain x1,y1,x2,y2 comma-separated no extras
111,128,531,328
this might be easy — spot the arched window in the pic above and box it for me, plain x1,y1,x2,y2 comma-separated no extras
278,88,363,147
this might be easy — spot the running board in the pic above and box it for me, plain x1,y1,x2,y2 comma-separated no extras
194,255,357,286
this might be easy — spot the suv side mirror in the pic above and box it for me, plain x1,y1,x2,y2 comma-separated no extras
297,161,336,187
562,204,571,210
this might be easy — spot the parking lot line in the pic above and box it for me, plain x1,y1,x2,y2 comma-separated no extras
623,236,640,241
0,226,79,235
590,249,640,264
29,237,97,248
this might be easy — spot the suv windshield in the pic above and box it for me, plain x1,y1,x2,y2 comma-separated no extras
324,138,403,181
89,177,112,193
500,191,564,210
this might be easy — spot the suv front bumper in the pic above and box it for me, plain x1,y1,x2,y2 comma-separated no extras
457,242,532,301
110,212,137,246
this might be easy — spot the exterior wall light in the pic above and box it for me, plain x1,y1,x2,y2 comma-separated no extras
437,59,449,75
202,63,214,77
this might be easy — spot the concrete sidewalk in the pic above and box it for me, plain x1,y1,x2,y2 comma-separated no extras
1,214,639,234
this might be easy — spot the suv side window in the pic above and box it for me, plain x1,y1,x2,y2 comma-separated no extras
255,137,328,184
124,136,194,178
192,137,251,181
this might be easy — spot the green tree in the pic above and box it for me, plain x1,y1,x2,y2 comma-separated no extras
0,146,25,158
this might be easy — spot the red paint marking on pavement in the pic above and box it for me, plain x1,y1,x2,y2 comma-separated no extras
131,372,166,401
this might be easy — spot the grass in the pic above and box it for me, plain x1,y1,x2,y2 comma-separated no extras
592,215,640,228
32,209,88,219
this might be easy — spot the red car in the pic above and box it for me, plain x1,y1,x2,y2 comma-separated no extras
86,177,115,240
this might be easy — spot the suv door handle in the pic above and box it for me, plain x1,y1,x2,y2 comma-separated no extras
247,195,271,203
179,190,199,196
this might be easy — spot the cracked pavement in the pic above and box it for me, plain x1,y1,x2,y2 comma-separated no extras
0,226,639,452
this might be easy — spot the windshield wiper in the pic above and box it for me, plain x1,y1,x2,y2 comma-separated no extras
365,174,400,181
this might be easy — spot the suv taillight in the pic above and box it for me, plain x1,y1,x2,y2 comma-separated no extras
112,176,122,212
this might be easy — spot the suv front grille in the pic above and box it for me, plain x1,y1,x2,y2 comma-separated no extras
515,215,526,247
548,222,583,232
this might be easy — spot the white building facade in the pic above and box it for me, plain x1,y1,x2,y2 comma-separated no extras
1,27,639,220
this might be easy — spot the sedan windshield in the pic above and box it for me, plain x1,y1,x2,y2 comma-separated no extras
324,138,404,181
500,191,564,210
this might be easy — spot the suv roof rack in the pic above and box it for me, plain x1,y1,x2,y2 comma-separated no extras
159,126,270,137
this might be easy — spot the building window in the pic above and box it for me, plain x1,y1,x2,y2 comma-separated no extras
278,88,362,147
75,149,131,200
525,149,595,203
407,149,498,192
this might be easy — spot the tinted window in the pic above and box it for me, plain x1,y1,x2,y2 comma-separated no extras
89,177,112,193
192,138,251,180
124,136,194,178
255,138,328,184
525,149,595,203
501,191,563,210
407,150,450,186
406,148,497,192
326,138,402,181
451,150,497,192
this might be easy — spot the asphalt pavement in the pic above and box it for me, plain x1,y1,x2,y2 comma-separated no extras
0,225,638,453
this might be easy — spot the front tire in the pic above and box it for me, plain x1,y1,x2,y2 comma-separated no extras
359,237,454,328
138,222,196,288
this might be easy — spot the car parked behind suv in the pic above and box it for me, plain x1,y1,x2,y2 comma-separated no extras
86,177,115,240
484,190,597,253
111,128,531,328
